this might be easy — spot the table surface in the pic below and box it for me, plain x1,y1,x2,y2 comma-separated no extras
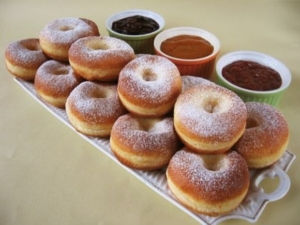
0,1,299,225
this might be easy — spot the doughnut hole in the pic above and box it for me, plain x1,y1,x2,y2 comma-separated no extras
59,25,75,31
246,117,259,129
87,40,110,51
201,154,227,171
89,87,114,99
136,117,161,133
22,42,41,51
52,67,70,76
142,69,157,82
200,94,232,114
202,98,220,113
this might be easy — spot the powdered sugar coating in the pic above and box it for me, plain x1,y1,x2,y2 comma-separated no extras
67,81,127,124
35,60,82,97
39,18,97,45
119,55,180,102
5,38,48,68
68,36,135,81
111,114,178,155
118,55,182,117
167,149,250,203
39,18,99,61
69,36,135,66
110,113,180,170
174,83,247,148
245,102,288,139
234,102,289,167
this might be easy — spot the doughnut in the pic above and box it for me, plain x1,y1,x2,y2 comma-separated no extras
39,18,100,61
174,83,247,154
5,38,49,81
68,36,135,81
118,55,182,117
166,149,250,216
110,113,180,170
34,60,83,108
66,81,127,137
233,102,289,169
181,75,214,93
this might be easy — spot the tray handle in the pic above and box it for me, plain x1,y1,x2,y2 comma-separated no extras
252,164,291,202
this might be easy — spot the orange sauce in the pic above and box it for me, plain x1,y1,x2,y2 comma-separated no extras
160,35,214,59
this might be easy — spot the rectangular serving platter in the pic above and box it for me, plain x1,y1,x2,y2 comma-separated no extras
15,78,296,225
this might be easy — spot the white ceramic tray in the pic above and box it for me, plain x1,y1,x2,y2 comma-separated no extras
15,78,296,225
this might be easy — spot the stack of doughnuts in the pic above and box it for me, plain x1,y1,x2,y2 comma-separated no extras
167,83,290,215
167,82,250,216
110,54,182,170
5,17,135,108
5,17,290,217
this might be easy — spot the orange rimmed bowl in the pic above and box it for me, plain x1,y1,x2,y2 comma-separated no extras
154,27,220,79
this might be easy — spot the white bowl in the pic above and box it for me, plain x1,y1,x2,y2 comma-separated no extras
216,51,292,107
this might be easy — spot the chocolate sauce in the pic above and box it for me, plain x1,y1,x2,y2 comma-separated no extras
222,60,282,91
112,15,159,35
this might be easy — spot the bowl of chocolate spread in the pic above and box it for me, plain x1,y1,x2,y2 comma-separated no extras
154,27,220,79
216,51,291,107
106,9,165,54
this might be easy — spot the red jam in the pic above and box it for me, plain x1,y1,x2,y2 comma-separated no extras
222,60,282,91
160,35,214,59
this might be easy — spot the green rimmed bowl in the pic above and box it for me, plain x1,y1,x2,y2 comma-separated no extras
215,51,292,107
105,9,165,54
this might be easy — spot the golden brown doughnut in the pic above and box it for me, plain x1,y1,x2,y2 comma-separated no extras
166,149,250,216
118,55,182,117
234,102,289,169
34,60,83,108
110,113,180,170
39,18,100,61
68,36,135,81
5,38,49,81
66,81,127,137
174,83,247,154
